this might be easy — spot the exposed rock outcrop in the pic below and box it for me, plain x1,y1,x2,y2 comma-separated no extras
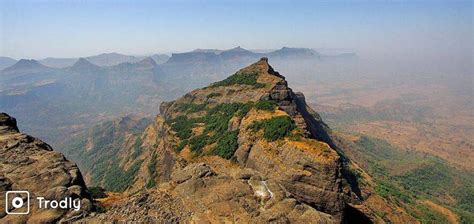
72,58,416,223
0,113,93,223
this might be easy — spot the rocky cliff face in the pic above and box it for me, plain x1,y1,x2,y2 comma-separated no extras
0,113,93,223
61,115,152,192
73,58,416,223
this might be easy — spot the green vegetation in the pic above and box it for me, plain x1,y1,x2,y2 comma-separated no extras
204,103,250,134
249,116,296,141
255,100,277,111
211,72,265,88
395,162,453,196
412,204,451,224
210,130,240,159
60,117,153,192
175,139,188,152
170,115,195,140
207,92,222,98
351,135,474,223
130,137,142,159
103,159,143,192
90,121,115,149
375,180,413,203
170,101,291,159
65,124,149,192
453,186,474,213
395,163,474,223
146,153,157,189
177,102,207,113
189,134,208,153
170,102,254,159
88,186,107,199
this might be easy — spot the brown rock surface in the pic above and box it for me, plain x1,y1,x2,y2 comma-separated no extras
0,113,93,223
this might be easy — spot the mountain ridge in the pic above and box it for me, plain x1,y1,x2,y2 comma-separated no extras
65,58,415,223
36,53,170,68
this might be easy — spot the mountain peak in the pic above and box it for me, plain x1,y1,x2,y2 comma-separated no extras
219,46,256,58
74,57,96,66
2,59,49,72
17,59,41,65
259,56,269,63
152,58,353,221
231,46,244,51
136,57,157,67
224,46,252,53
244,57,270,72
236,57,283,79
70,58,101,72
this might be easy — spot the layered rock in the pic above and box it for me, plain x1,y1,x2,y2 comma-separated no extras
0,113,93,223
72,58,416,223
81,58,350,222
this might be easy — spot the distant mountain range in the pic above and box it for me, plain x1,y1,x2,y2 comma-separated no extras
0,53,169,69
0,47,357,147
38,53,170,68
1,47,357,71
165,46,352,65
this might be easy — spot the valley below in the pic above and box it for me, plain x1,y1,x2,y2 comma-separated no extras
305,76,473,223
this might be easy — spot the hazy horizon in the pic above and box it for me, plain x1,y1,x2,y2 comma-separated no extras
1,46,356,60
1,1,472,67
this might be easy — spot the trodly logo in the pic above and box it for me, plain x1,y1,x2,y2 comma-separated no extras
5,191,30,215
37,197,81,211
5,191,81,215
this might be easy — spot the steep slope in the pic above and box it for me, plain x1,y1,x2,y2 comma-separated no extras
69,58,415,223
0,113,93,223
62,116,152,191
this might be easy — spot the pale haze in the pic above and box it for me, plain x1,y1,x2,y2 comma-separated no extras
1,0,472,69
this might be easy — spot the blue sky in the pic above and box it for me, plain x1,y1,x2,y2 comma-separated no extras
0,0,472,60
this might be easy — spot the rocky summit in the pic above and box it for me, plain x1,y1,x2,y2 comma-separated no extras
0,113,93,223
74,58,415,223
